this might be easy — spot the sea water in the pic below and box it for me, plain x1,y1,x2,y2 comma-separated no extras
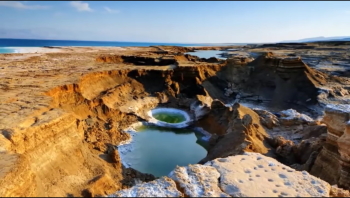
185,50,227,59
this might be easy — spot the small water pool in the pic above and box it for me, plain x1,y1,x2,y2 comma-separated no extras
152,111,186,123
185,50,227,59
119,125,208,177
147,108,191,128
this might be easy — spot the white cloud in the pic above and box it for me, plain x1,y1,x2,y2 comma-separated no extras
70,1,93,12
0,1,49,10
104,6,119,13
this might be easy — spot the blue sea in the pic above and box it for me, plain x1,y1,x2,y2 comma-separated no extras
0,38,238,53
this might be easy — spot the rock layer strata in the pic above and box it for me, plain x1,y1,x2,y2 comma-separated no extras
311,104,350,189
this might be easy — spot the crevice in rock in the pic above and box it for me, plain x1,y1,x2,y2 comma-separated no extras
172,179,189,198
217,175,232,197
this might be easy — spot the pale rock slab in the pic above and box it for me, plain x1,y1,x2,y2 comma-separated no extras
108,177,182,197
207,152,331,197
109,153,332,197
278,109,315,126
168,164,230,197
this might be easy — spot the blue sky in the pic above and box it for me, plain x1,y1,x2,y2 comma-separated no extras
0,1,349,43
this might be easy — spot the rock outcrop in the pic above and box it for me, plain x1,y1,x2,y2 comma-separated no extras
216,52,329,111
197,102,272,164
2,45,350,197
311,104,350,189
109,152,331,197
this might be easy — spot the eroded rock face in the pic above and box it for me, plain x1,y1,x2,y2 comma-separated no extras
336,113,350,189
311,104,350,188
168,164,230,197
0,64,227,196
235,53,327,109
190,93,213,120
110,152,332,197
199,103,271,163
253,108,279,129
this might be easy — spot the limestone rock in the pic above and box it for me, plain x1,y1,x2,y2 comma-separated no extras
253,108,280,129
190,94,213,120
110,148,121,163
242,114,253,127
268,135,296,161
330,185,350,197
322,104,350,138
290,151,319,172
83,174,119,197
337,121,350,189
199,103,270,163
108,177,182,197
155,92,169,103
333,87,349,97
226,56,253,65
293,136,325,164
311,104,350,188
168,164,230,197
278,109,315,126
208,152,331,197
110,153,332,197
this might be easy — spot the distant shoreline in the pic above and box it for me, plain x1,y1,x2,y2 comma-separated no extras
1,47,63,53
0,45,236,54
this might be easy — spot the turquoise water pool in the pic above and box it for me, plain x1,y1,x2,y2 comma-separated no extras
185,50,226,59
120,125,208,177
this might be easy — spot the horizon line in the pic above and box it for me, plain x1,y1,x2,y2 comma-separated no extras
0,37,272,45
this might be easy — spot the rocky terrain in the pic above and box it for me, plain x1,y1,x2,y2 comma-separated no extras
1,42,350,197
110,152,332,197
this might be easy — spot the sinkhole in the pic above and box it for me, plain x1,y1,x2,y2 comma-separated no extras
118,108,210,177
118,125,208,177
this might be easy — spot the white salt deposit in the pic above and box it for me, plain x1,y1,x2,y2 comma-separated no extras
325,104,350,114
117,122,144,168
192,127,212,141
147,108,192,128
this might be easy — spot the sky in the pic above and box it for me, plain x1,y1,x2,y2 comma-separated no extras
0,1,349,43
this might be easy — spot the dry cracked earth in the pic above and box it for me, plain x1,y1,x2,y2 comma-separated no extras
1,42,350,197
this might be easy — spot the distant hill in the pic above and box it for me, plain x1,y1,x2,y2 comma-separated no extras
280,36,350,43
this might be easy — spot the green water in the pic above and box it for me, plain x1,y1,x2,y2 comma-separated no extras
152,112,186,123
123,125,208,177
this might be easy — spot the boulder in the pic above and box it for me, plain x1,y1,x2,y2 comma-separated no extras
278,109,315,126
253,108,280,129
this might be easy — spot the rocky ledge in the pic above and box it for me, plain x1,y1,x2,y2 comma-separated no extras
108,152,331,197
